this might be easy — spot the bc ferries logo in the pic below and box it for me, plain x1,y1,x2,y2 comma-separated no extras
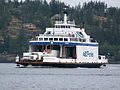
83,51,94,57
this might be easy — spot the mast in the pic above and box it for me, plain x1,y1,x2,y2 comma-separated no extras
63,8,68,24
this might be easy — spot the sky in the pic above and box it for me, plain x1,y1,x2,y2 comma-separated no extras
46,0,120,8
18,0,120,8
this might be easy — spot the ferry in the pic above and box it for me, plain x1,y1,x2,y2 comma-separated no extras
15,10,108,68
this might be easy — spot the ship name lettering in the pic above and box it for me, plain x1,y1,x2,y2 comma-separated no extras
83,51,94,57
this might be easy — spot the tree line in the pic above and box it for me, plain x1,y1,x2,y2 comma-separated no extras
0,0,120,62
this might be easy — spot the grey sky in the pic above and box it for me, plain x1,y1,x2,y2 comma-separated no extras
19,0,120,7
46,0,120,7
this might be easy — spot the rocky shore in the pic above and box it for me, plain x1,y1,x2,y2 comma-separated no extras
0,54,15,63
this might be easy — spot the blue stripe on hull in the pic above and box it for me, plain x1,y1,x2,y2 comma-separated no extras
29,42,99,47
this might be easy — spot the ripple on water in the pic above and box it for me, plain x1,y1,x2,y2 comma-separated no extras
0,63,120,90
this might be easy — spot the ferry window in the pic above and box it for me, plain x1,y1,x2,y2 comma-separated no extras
70,38,77,41
56,26,60,28
77,32,84,38
61,26,65,28
59,38,63,41
39,38,43,41
83,39,86,42
79,38,82,42
66,26,70,28
64,38,68,41
49,38,53,41
74,38,78,41
44,38,48,41
54,38,58,41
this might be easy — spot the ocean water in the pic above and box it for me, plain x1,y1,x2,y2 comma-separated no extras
0,63,120,90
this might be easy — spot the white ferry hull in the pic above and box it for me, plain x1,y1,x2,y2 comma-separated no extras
16,60,107,68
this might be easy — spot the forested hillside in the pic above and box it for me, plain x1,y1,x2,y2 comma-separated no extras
0,0,120,62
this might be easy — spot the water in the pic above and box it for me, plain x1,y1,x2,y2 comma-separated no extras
0,63,120,90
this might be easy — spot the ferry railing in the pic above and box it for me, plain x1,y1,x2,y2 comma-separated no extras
31,38,38,41
55,21,75,25
38,34,73,37
30,34,97,43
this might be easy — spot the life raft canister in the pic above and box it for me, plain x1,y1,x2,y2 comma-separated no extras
44,49,51,53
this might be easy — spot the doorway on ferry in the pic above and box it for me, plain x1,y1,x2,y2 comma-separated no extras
63,46,76,59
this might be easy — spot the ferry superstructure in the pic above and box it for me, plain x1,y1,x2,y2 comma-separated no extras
16,11,108,68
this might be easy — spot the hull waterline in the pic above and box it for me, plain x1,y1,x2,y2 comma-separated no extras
16,60,107,68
